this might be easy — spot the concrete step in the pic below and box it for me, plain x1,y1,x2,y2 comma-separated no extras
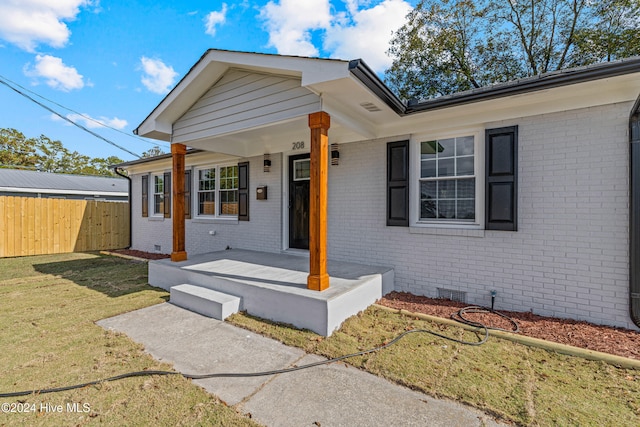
170,284,241,320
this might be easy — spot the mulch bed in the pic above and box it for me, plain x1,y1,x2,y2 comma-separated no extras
111,249,170,260
378,291,640,360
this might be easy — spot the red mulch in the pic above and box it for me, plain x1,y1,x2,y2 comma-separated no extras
112,249,170,260
378,291,640,360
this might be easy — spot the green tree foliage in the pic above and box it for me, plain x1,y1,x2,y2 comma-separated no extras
386,0,640,100
0,128,39,169
570,0,640,65
0,127,124,176
141,145,166,158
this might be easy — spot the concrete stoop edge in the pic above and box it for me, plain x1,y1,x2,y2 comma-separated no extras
373,304,640,370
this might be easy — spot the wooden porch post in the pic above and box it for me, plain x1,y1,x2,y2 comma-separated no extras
171,143,187,262
307,111,330,291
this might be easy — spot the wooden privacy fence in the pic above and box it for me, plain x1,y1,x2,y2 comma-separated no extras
0,196,129,257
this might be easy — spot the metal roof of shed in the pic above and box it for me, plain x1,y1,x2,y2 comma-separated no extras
0,169,128,196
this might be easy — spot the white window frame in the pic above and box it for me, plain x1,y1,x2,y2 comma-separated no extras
411,129,484,229
193,164,239,219
151,173,165,217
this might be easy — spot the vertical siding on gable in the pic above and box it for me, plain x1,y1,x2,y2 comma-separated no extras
173,70,321,143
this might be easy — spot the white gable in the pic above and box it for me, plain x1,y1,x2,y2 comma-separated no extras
172,69,321,144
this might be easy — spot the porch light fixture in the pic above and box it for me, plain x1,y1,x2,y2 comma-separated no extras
330,143,340,166
263,153,271,172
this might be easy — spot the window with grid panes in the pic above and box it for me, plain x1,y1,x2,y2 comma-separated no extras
419,136,475,221
219,165,238,215
198,168,216,215
153,174,164,215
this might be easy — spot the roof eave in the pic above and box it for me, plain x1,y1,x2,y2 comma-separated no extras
348,59,406,115
347,56,640,117
112,149,204,169
405,57,640,115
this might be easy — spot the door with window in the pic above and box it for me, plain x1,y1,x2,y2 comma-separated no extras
289,154,310,249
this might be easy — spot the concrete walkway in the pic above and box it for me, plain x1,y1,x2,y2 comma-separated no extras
97,303,508,427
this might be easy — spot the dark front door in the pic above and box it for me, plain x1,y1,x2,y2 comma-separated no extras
289,153,310,249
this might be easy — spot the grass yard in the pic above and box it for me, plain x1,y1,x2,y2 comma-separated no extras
2,252,639,427
228,309,640,426
0,253,258,427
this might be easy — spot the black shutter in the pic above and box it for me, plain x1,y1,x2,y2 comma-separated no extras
387,140,409,226
163,171,171,218
485,126,518,231
238,161,249,221
141,174,148,218
184,169,192,219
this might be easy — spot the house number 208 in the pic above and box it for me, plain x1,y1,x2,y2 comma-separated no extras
292,141,305,150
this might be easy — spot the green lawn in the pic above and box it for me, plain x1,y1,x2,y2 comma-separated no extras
0,253,258,427
2,252,639,426
228,308,640,426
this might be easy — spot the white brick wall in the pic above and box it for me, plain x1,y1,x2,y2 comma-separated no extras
327,102,634,329
129,101,635,330
130,154,282,256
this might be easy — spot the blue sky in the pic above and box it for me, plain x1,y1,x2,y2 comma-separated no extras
0,0,416,162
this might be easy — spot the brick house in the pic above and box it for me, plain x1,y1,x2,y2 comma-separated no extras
116,50,640,332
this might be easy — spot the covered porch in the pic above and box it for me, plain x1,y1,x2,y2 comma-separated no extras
149,249,394,336
133,50,402,334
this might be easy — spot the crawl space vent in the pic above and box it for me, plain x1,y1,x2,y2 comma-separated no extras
437,288,467,303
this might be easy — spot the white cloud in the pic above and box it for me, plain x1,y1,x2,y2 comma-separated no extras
69,113,127,129
325,0,412,72
260,0,332,56
24,55,85,91
139,57,178,95
259,0,411,72
0,0,90,52
51,113,128,130
204,4,228,36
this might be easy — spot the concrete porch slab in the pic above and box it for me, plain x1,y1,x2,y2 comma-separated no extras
148,249,394,336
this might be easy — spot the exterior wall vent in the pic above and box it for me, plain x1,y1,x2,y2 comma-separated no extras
437,288,467,303
359,102,382,112
154,244,162,252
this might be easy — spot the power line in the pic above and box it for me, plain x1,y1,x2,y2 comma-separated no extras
0,76,141,159
0,74,169,149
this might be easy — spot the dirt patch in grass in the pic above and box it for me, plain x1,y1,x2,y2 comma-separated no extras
378,291,640,360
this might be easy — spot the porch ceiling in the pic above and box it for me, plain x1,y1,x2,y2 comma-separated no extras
183,110,381,158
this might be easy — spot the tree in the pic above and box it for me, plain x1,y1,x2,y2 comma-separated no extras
141,146,166,158
35,136,71,173
87,156,128,176
0,127,124,176
570,0,640,65
386,0,640,100
0,128,39,169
